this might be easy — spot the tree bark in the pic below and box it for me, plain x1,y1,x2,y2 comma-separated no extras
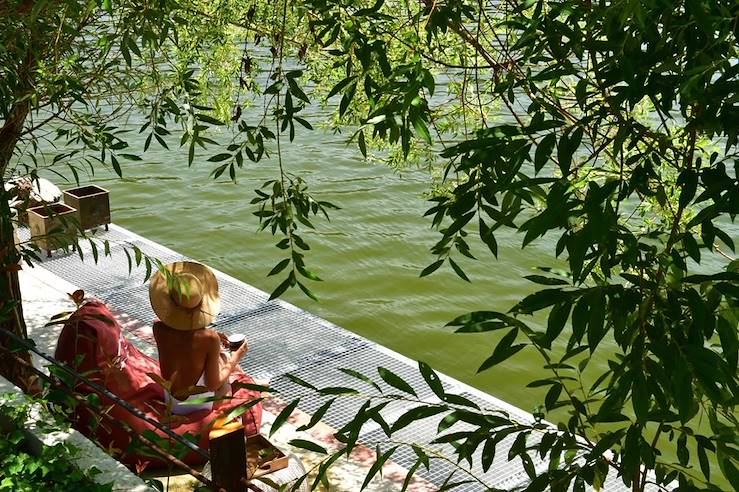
0,74,33,389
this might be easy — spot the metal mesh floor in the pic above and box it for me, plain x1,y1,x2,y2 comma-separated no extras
26,224,655,491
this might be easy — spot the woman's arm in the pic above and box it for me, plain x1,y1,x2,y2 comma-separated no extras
204,331,249,392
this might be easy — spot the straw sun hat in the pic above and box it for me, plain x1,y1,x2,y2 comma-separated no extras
149,261,221,331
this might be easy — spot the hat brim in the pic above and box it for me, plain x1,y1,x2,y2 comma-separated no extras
149,261,221,331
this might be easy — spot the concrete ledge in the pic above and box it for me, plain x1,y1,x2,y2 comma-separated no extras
0,374,154,492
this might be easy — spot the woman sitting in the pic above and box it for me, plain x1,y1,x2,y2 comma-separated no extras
150,261,249,415
54,261,262,467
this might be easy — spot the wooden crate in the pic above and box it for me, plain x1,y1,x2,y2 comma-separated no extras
247,434,290,479
27,203,77,256
63,185,110,230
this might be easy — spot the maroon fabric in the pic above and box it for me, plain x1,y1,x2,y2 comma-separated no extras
54,300,263,468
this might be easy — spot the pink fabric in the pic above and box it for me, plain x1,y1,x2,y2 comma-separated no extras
54,300,262,468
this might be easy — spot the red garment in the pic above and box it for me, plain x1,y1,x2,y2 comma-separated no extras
54,300,262,468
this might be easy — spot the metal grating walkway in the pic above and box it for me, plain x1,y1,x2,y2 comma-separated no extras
22,224,655,491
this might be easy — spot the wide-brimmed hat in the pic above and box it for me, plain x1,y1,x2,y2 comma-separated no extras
149,261,221,331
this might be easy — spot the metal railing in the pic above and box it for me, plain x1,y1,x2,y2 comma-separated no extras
0,327,265,491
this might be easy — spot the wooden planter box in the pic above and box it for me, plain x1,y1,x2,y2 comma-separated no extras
63,185,110,230
27,203,77,257
247,434,289,479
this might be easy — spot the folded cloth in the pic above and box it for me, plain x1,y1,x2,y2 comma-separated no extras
54,300,262,468
163,371,217,415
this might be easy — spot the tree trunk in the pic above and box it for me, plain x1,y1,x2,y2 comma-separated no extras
0,95,34,390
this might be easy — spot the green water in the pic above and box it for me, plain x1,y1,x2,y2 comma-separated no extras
41,121,735,488
62,128,557,413
49,118,731,416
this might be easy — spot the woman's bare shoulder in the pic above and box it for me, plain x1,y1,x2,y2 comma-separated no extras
192,328,220,348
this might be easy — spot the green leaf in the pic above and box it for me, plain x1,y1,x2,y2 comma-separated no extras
231,382,271,393
631,377,650,424
357,130,367,157
318,386,359,395
390,405,447,433
296,265,321,281
718,448,739,490
284,373,317,390
89,239,98,263
418,361,445,399
360,446,398,490
516,288,570,314
269,399,300,437
557,131,573,175
222,397,264,424
377,367,417,396
297,399,334,432
449,258,470,282
420,259,444,277
696,437,711,480
297,281,319,301
287,78,310,104
438,480,476,491
294,116,313,130
311,449,345,490
479,219,498,257
412,116,432,144
207,153,232,162
678,169,698,208
534,133,556,173
111,154,122,177
593,458,608,491
401,460,421,492
524,275,569,286
134,246,142,266
196,113,224,125
154,134,169,150
453,320,508,333
144,257,152,280
436,411,460,433
411,445,430,470
442,393,480,409
478,329,525,372
288,439,327,454
545,302,571,347
717,316,738,371
544,383,562,411
269,276,292,300
481,437,496,472
339,83,357,117
677,433,689,466
210,163,228,179
327,76,357,99
268,258,290,276
338,368,382,393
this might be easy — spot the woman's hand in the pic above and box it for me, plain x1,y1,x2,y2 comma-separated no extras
206,332,248,392
233,338,249,360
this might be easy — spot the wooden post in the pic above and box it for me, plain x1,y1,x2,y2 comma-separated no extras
209,420,247,492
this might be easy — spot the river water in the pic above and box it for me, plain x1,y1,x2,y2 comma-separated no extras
35,105,736,487
42,109,733,431
50,122,561,413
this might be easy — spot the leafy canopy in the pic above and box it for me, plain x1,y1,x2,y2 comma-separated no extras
247,1,739,490
1,0,738,491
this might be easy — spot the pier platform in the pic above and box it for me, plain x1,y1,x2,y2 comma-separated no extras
18,223,650,491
